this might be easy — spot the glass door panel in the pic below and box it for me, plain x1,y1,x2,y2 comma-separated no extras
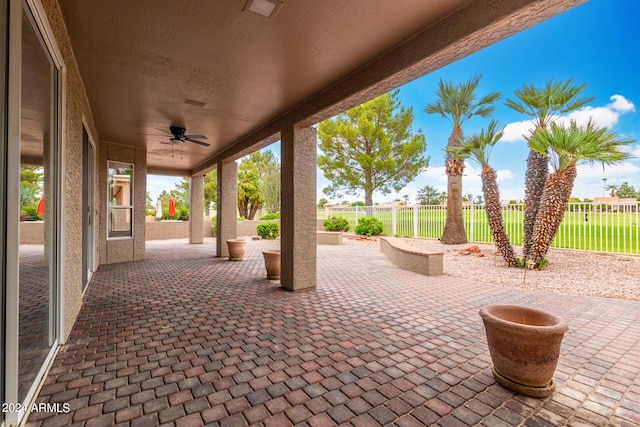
18,6,58,402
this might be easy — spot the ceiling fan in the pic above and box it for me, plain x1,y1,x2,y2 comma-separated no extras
159,126,210,147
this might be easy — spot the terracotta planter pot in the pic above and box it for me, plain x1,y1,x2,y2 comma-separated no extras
479,304,568,397
226,239,246,261
262,250,281,280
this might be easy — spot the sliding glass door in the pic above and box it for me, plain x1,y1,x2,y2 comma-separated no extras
4,2,62,424
1,0,9,420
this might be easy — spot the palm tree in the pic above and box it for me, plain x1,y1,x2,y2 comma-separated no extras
425,75,500,244
527,120,632,267
505,79,593,259
449,120,517,266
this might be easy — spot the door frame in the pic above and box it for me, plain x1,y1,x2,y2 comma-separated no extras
4,0,66,424
81,118,96,290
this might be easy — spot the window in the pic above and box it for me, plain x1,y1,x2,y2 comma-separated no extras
107,161,133,239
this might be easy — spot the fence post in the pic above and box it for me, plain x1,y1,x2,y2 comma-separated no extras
355,205,359,226
413,205,418,239
392,205,397,236
469,203,474,242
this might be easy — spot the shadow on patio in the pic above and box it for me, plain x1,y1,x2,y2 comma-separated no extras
27,238,640,426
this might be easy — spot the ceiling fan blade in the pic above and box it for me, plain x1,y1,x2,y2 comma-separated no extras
184,134,207,140
155,128,173,135
185,137,210,147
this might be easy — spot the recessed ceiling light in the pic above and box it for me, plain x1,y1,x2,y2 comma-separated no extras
243,0,283,19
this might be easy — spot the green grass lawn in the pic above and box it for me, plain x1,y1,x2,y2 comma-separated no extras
320,206,640,254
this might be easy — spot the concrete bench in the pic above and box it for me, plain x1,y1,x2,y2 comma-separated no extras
317,231,343,245
379,236,443,276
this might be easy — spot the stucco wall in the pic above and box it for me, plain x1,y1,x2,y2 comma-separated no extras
99,142,147,264
41,0,102,339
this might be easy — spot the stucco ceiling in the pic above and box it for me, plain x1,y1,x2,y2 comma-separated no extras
57,0,582,175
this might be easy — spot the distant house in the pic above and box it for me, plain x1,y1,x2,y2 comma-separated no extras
592,197,638,212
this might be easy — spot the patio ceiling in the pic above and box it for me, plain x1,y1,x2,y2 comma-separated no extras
57,0,583,175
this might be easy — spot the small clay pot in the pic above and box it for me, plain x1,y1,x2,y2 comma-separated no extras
262,250,281,280
480,304,568,397
226,239,246,261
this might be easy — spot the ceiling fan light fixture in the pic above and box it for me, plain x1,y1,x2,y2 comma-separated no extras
244,0,283,19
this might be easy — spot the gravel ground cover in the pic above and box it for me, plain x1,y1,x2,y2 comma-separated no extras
344,234,640,301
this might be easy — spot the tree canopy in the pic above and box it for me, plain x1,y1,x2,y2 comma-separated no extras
416,185,441,205
237,150,280,219
318,90,429,206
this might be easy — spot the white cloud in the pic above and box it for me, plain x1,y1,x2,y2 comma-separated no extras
609,94,636,113
502,94,636,142
147,175,182,201
502,120,535,142
571,161,640,199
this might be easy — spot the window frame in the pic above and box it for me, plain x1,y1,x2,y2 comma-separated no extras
107,160,134,240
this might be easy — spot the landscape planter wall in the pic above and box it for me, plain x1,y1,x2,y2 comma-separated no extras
480,304,568,397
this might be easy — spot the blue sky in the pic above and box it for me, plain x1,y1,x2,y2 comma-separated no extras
149,0,640,204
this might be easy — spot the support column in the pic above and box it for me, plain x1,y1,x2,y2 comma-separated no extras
216,160,237,257
189,174,204,244
280,125,317,291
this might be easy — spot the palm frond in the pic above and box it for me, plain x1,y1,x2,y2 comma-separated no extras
425,74,500,127
531,119,633,172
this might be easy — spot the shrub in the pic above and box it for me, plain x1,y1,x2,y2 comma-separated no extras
354,217,383,236
323,216,350,232
20,205,42,222
257,222,279,240
260,212,280,220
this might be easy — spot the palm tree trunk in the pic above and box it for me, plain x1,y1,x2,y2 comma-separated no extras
522,149,548,259
441,126,467,244
481,165,517,266
529,163,577,267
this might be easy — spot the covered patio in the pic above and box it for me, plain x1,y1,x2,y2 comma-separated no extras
27,240,640,426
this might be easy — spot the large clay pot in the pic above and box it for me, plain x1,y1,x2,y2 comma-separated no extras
262,250,281,280
226,239,246,261
479,304,568,397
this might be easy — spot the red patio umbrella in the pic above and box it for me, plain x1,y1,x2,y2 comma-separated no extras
36,193,45,216
168,197,176,217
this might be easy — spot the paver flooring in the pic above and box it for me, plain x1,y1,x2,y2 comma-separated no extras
27,238,640,426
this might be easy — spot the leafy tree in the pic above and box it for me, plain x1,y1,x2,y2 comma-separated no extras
449,120,517,266
20,166,43,212
475,195,484,205
416,185,441,205
317,197,328,208
237,150,280,218
318,90,429,207
425,75,500,244
615,182,638,199
505,79,593,259
527,120,631,266
606,184,618,197
237,168,263,220
203,171,217,212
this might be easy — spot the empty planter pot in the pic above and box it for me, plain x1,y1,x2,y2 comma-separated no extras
226,239,246,261
262,250,281,280
479,304,568,397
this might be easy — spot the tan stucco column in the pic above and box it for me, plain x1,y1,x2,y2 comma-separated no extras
189,174,204,244
216,160,237,257
280,125,317,291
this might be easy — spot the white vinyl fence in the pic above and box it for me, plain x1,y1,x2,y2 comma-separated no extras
320,202,640,255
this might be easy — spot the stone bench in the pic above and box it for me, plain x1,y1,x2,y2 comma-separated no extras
317,231,343,245
379,236,443,276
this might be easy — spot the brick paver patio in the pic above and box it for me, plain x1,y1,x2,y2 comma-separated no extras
27,238,640,426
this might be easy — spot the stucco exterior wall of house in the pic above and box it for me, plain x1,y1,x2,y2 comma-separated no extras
99,142,147,264
41,0,102,339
